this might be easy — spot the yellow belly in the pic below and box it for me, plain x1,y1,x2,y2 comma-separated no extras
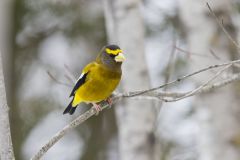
72,65,121,106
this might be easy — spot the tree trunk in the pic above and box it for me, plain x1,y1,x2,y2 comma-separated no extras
0,0,15,159
0,53,15,160
103,0,157,160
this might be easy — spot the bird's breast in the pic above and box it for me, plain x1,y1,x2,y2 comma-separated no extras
75,65,121,102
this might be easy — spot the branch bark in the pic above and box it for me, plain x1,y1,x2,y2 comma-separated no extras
31,59,240,160
0,51,15,160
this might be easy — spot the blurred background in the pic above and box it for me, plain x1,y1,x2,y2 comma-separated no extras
1,0,240,159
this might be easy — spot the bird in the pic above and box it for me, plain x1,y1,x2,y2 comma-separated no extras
63,44,125,115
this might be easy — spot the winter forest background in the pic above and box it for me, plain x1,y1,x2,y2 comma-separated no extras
1,0,240,160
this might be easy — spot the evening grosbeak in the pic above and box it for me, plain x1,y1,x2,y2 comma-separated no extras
63,44,125,115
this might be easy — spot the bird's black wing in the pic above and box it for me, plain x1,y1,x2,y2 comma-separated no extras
69,72,88,97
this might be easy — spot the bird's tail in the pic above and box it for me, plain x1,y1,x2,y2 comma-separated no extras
63,99,77,115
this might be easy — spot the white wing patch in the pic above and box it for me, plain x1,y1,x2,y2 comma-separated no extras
77,72,85,82
69,72,88,97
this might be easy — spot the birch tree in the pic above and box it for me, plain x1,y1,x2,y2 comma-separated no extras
0,53,15,160
0,0,15,159
103,0,157,160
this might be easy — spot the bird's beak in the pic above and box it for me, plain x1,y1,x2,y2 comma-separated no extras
115,53,126,62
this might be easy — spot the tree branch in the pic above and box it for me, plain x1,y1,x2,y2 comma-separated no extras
206,2,240,49
117,70,240,101
162,64,232,102
31,59,240,160
121,59,240,98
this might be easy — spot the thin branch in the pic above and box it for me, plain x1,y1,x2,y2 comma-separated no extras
31,99,118,160
47,64,77,87
47,71,72,87
121,71,240,101
193,72,240,94
123,59,240,98
175,46,215,59
164,40,177,90
31,70,240,160
31,108,96,160
209,49,222,60
64,64,77,84
206,2,240,49
162,64,232,102
152,38,177,131
31,59,240,160
176,47,240,68
116,71,240,102
32,4,240,159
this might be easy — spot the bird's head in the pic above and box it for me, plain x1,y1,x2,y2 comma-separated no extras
97,44,125,70
104,44,125,63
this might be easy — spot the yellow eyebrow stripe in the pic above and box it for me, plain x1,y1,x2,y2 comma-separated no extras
106,48,123,55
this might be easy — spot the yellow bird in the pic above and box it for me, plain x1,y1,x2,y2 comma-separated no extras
63,44,125,115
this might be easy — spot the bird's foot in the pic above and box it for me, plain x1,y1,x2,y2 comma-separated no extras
106,97,113,108
92,103,102,115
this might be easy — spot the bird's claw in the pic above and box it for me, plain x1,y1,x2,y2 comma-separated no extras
92,103,102,115
106,97,113,108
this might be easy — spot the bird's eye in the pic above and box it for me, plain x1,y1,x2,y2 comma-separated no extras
109,54,115,58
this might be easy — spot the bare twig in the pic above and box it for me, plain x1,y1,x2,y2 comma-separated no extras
162,64,232,102
152,39,177,130
119,71,240,101
47,71,72,87
30,99,118,160
206,2,240,49
47,63,78,87
124,59,240,98
209,49,222,60
31,59,240,160
116,71,240,101
31,107,96,160
64,64,77,84
164,40,177,90
31,70,240,160
176,46,240,69
176,46,225,62
175,46,214,59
